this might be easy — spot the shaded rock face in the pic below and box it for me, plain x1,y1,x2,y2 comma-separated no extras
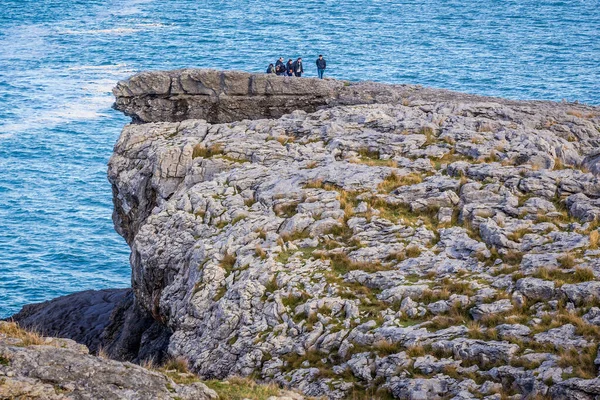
11,289,171,365
14,70,600,399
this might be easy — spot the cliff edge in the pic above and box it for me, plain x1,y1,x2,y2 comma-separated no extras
12,70,600,399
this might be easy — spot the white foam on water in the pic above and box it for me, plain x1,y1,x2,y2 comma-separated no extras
0,63,134,137
59,28,140,35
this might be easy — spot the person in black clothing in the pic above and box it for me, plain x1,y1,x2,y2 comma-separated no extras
292,57,304,77
266,63,276,74
286,59,294,76
275,57,286,75
316,55,326,79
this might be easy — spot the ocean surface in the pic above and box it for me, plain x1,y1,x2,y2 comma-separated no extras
1,0,599,317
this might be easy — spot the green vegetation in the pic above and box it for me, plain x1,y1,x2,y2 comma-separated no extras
204,377,283,400
220,253,237,273
530,266,594,286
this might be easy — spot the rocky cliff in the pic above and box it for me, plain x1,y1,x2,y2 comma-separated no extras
12,69,600,399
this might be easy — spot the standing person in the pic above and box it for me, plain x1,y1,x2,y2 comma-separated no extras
286,59,294,76
316,55,326,79
292,57,304,77
266,63,276,74
275,57,286,75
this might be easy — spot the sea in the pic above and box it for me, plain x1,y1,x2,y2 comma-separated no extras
1,0,599,317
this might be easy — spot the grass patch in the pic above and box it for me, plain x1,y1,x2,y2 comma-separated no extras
558,345,598,379
277,246,316,264
204,376,282,400
377,172,422,193
372,340,404,356
192,143,224,159
264,276,278,294
558,253,576,268
506,228,531,242
274,202,298,218
427,304,471,331
357,147,380,159
255,245,267,260
502,250,524,266
440,278,477,296
590,230,599,249
220,253,237,273
325,252,390,275
532,266,594,285
281,292,311,310
421,126,436,144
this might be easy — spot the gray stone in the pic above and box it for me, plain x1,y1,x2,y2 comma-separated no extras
470,299,514,320
515,277,555,301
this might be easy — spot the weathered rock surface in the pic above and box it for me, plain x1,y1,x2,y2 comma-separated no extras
0,322,217,400
12,70,600,399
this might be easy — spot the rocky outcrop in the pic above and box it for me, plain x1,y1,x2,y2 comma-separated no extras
0,322,216,400
0,321,304,400
13,70,600,399
112,69,406,124
113,69,597,125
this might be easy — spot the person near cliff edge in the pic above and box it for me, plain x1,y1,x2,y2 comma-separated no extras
275,57,286,76
292,57,304,77
266,63,276,74
286,59,294,76
316,55,326,79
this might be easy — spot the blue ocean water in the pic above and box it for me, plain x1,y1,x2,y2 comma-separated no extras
1,0,599,317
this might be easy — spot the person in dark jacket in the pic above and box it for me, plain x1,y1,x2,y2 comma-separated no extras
275,57,286,75
316,55,326,79
286,59,294,76
266,63,276,74
292,57,304,77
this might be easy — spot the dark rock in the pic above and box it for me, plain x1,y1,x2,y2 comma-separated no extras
10,289,170,364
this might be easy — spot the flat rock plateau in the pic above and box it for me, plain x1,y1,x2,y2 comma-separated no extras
7,69,600,399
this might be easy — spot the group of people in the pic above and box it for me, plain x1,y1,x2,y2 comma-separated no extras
266,55,327,79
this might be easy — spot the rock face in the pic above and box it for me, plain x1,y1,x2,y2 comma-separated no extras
13,70,600,399
112,69,409,124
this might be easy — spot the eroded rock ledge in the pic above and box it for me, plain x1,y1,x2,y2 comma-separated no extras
12,70,600,399
112,68,590,125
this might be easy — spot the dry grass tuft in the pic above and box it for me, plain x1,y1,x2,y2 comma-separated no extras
0,322,44,346
558,345,598,379
373,340,403,355
276,135,294,145
162,357,190,373
406,345,426,358
255,245,267,259
97,346,109,359
204,376,282,400
377,172,422,193
192,143,223,159
220,253,237,272
590,230,599,249
558,253,576,268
